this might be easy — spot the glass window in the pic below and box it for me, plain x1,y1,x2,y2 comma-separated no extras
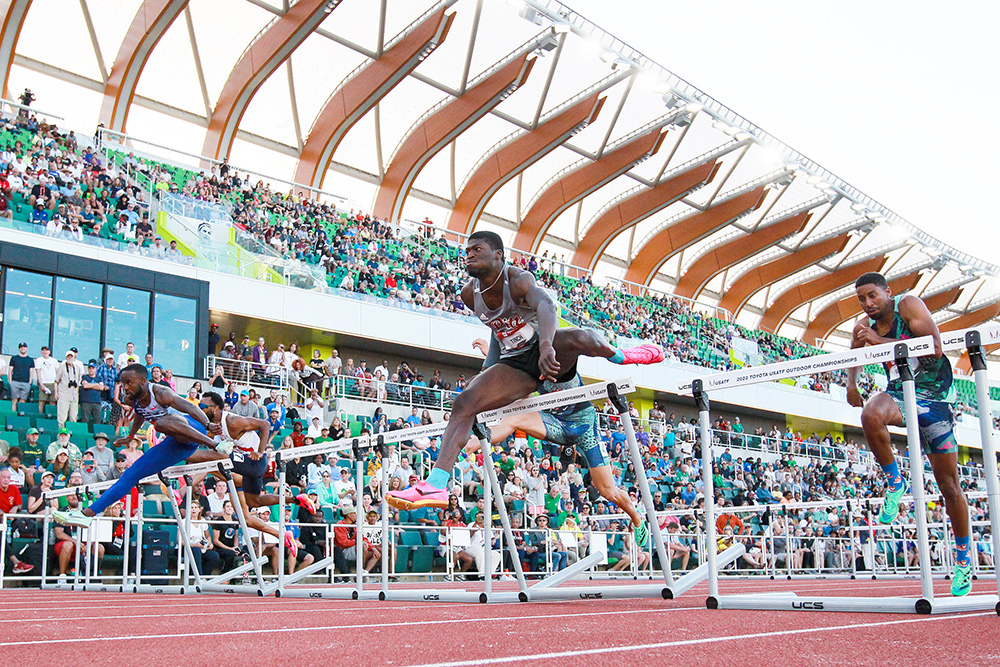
2,268,52,355
52,277,103,360
104,285,150,362
153,293,196,376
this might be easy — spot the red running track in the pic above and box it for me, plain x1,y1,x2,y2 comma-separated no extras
1,579,997,666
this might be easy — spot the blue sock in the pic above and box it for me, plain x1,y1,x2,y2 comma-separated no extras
955,536,970,566
608,348,625,364
880,460,902,491
426,467,450,491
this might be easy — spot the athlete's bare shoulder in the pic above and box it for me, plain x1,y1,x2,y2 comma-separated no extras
460,281,475,309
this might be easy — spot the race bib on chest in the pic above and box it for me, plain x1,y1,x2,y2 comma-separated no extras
495,320,535,351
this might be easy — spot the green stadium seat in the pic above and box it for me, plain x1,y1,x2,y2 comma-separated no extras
400,531,423,547
409,545,435,572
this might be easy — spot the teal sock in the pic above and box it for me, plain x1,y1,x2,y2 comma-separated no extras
880,460,902,491
609,348,625,364
955,536,970,566
426,467,450,490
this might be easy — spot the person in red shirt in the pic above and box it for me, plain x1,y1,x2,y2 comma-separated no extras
332,505,370,579
0,468,33,574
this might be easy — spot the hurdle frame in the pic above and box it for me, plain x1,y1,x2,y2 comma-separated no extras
680,327,1000,615
40,459,241,593
268,435,369,599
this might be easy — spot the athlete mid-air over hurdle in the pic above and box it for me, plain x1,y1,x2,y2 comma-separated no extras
465,337,649,548
52,364,227,527
387,231,664,511
848,271,972,596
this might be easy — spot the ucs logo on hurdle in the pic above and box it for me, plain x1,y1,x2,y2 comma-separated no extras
791,601,825,610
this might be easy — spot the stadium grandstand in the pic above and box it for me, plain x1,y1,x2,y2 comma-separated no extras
0,1,997,662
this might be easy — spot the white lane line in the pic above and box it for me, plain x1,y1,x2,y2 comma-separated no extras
0,606,702,646
400,612,995,667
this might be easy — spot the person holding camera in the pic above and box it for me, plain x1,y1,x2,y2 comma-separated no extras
55,350,83,428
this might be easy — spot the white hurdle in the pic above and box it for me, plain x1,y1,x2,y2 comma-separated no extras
270,434,371,599
680,326,1000,615
41,459,240,594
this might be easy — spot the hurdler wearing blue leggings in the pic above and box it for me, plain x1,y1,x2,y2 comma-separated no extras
86,415,205,515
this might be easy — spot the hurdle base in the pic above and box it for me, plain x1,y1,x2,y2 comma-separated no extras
198,583,266,596
277,587,381,600
666,544,745,598
380,589,521,604
522,583,669,602
133,584,190,595
707,592,1000,614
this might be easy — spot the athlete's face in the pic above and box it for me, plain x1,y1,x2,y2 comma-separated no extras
855,282,892,320
203,403,220,422
120,370,147,401
464,239,501,278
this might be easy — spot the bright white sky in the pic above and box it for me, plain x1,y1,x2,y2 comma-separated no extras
568,0,1000,262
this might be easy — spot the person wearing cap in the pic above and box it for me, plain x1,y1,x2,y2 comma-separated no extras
33,347,59,415
333,468,357,507
333,504,371,577
108,451,128,480
208,323,220,356
19,428,44,468
52,363,225,529
88,432,114,477
46,447,73,490
6,342,35,412
116,342,137,371
266,407,282,433
54,350,82,428
231,388,257,418
78,359,105,425
306,416,323,439
46,429,82,468
79,449,107,485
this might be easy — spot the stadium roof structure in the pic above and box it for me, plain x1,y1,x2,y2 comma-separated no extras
4,0,998,346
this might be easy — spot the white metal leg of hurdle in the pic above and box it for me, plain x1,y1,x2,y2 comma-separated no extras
966,329,1000,616
518,380,681,602
187,461,268,596
156,471,204,594
684,331,1000,614
41,459,237,593
271,436,382,600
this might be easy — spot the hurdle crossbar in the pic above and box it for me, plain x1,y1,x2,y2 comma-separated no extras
686,326,1000,615
43,459,236,500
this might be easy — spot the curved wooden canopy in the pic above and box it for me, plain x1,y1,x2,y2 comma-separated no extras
292,8,455,190
511,125,667,253
673,210,813,300
448,93,606,235
717,233,852,317
570,159,720,272
757,255,889,334
371,54,536,223
622,185,769,286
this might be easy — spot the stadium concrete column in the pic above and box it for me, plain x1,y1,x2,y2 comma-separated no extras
98,0,188,132
716,233,852,317
755,255,889,334
510,126,667,253
620,186,769,286
673,210,814,301
200,0,344,162
292,7,455,190
446,93,607,236
570,159,720,272
371,54,537,223
0,0,32,100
